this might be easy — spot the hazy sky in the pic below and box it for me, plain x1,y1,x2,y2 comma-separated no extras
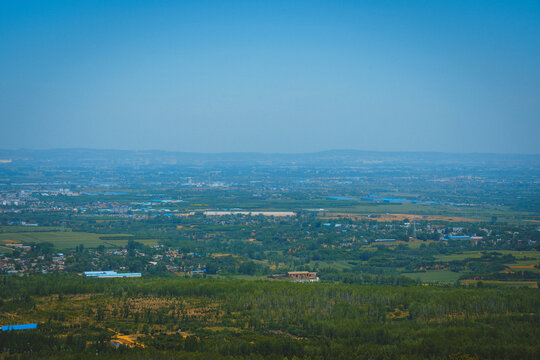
1,1,539,153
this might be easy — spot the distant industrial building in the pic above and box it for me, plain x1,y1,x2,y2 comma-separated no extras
84,271,141,278
444,236,471,241
190,269,207,274
288,271,319,282
374,238,396,243
287,271,318,280
268,271,319,282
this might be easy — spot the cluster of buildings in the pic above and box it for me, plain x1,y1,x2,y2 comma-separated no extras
443,235,483,241
0,190,33,207
83,271,141,278
0,246,66,274
268,271,319,282
374,238,397,243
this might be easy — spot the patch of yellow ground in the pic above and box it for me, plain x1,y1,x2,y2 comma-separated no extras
321,213,477,222
508,264,537,269
1,239,17,243
108,328,146,348
205,326,242,333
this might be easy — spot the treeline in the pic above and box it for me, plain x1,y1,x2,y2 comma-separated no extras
2,275,538,316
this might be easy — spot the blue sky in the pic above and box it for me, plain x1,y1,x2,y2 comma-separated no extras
1,0,539,153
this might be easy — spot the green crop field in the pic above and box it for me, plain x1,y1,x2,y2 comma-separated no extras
434,251,485,261
0,226,65,233
311,260,356,270
401,270,462,283
495,250,540,260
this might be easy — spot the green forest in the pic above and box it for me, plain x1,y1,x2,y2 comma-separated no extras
1,275,539,359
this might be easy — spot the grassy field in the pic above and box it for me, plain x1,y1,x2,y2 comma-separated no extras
434,252,486,261
0,226,65,233
494,250,540,260
401,270,462,283
405,241,426,249
363,241,427,249
435,250,540,262
0,231,154,249
310,260,357,271
0,244,13,253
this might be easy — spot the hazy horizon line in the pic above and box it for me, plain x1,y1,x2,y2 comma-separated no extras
1,147,539,157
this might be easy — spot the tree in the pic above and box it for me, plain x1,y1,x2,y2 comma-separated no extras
239,261,257,275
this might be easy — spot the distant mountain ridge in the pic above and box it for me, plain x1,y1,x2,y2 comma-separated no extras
0,148,538,168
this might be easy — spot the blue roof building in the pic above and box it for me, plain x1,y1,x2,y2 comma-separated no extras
1,323,38,331
84,271,141,278
444,236,471,241
374,238,397,242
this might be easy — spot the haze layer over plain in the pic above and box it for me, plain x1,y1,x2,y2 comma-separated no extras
1,1,539,153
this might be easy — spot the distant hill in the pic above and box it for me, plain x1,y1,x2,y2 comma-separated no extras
0,148,538,168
